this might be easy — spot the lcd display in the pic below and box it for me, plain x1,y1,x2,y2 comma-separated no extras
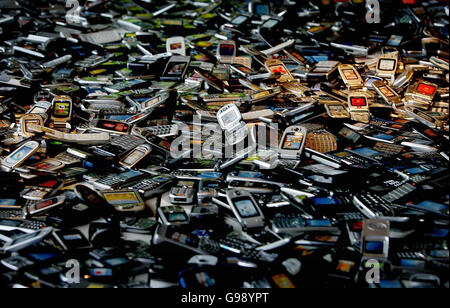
350,97,367,107
219,44,235,57
416,83,436,96
234,198,259,218
231,15,248,26
343,69,358,80
167,212,189,222
282,132,304,150
170,43,182,50
53,102,70,117
378,59,396,71
365,241,384,254
103,191,141,205
220,109,239,127
270,65,288,75
165,62,186,76
378,86,395,97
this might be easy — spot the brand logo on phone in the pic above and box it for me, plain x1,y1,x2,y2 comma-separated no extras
366,0,381,24
66,0,81,25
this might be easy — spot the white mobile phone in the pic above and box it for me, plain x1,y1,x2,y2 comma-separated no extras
217,104,242,131
279,126,307,160
362,219,390,260
119,144,152,169
166,36,186,56
1,140,40,171
226,190,265,229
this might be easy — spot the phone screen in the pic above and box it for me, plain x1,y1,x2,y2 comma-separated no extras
219,44,235,57
141,96,161,109
282,132,304,150
350,97,367,107
231,15,248,26
343,69,358,80
220,108,239,127
53,101,70,118
104,191,141,206
234,198,259,218
365,241,384,254
378,86,395,98
97,120,129,133
270,65,288,75
167,212,189,222
170,42,182,51
378,59,396,71
262,19,279,29
165,62,187,77
416,83,436,96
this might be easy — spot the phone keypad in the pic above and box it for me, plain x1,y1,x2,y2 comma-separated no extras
382,183,416,203
353,192,394,216
111,134,145,151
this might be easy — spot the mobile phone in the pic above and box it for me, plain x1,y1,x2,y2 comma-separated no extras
26,196,66,216
338,64,363,89
265,59,294,83
226,190,265,230
1,140,40,171
348,92,370,123
279,126,307,160
157,205,190,226
1,227,53,253
166,36,186,56
161,56,191,81
376,53,398,78
372,81,401,107
101,189,145,212
217,40,236,63
20,114,44,137
362,219,390,260
216,103,248,145
169,180,197,205
405,80,438,105
53,229,92,251
51,95,72,122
